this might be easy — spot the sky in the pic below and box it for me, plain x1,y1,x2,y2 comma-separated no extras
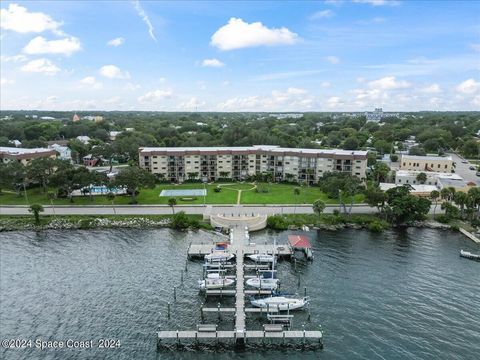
0,0,479,112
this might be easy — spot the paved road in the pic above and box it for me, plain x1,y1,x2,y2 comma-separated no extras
448,152,480,186
0,204,444,216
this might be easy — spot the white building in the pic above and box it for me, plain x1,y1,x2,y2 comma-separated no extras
380,183,438,196
400,154,453,173
365,108,383,122
109,131,122,141
139,145,368,183
76,136,91,144
0,147,56,165
49,143,72,161
395,170,462,186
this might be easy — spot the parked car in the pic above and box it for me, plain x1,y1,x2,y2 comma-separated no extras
461,160,468,164
477,172,480,177
469,166,476,170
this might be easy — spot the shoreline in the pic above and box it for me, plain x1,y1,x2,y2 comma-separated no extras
0,214,453,233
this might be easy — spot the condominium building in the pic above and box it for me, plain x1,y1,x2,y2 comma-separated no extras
0,147,57,165
400,154,453,173
138,145,368,183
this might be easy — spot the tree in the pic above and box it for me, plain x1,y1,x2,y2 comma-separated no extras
26,157,58,193
384,185,431,224
168,197,177,214
429,190,440,219
416,172,427,184
28,204,44,226
390,154,399,162
460,139,479,158
47,192,56,217
113,166,156,204
92,143,117,172
372,162,390,183
453,191,468,218
408,146,426,156
293,187,301,214
170,211,192,230
318,172,363,214
106,192,116,215
312,199,326,219
342,137,359,150
364,186,387,214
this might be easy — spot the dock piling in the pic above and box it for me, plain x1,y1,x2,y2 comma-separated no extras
174,286,177,301
167,302,171,318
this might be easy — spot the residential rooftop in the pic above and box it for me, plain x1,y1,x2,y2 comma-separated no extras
395,170,462,180
401,154,453,161
0,146,54,155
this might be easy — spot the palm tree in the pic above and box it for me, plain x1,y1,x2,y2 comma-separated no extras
313,199,326,220
453,192,468,218
168,197,177,214
429,190,439,219
28,204,44,226
293,187,301,214
440,187,450,201
47,192,56,217
106,192,116,215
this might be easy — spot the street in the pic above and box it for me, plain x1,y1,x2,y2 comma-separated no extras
448,152,480,186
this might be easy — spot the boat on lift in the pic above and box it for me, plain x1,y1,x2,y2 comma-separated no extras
198,273,235,290
246,271,279,290
204,251,234,262
250,296,309,311
460,249,480,261
247,253,275,263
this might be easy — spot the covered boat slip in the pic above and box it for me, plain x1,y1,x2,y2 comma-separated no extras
159,222,322,350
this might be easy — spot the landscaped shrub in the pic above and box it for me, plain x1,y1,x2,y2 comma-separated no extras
436,214,450,224
214,186,222,193
266,215,288,230
368,220,386,232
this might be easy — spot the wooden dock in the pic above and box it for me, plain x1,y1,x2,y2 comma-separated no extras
158,215,322,350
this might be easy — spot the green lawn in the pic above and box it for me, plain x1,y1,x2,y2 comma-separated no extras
0,182,364,206
239,183,364,204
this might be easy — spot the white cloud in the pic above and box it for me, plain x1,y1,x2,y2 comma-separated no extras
123,82,141,91
472,95,480,106
321,81,331,87
21,58,60,75
159,77,167,83
0,54,28,62
419,83,441,94
0,3,61,34
353,0,400,6
80,76,103,89
1,77,15,85
138,89,173,103
211,18,298,51
325,55,340,64
310,10,334,20
217,87,314,111
470,43,480,52
197,81,207,90
368,76,411,90
99,65,130,79
327,96,342,108
107,37,125,47
23,36,81,56
179,97,206,110
132,0,156,41
201,58,225,67
456,79,479,95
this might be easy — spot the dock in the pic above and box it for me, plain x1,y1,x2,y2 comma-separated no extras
158,213,322,350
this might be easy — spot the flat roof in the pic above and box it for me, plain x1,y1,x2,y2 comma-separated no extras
401,154,453,161
139,145,368,157
437,178,467,188
395,170,463,180
379,183,438,192
0,146,54,155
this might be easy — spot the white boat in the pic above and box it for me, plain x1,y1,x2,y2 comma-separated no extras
250,296,309,311
204,252,234,262
246,270,279,290
198,273,235,290
246,277,279,290
247,254,275,263
460,249,480,261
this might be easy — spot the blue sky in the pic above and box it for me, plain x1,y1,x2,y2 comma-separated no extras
1,0,479,111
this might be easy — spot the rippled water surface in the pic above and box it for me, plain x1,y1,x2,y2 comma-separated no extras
1,228,479,360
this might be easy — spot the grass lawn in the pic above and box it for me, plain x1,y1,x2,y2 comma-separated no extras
0,182,364,206
239,183,364,204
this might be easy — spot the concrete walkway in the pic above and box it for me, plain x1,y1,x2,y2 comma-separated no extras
0,204,444,216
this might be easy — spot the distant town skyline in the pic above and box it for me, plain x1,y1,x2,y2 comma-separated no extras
1,0,479,112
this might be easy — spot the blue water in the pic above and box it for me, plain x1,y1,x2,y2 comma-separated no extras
0,228,479,359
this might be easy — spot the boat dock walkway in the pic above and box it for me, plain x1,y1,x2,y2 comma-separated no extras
459,228,480,244
158,214,322,349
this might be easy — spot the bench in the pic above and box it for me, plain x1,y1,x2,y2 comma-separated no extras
263,324,284,332
197,324,218,332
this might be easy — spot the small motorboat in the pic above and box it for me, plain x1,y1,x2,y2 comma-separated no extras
198,273,235,290
204,252,234,262
460,249,480,261
250,296,309,311
247,253,275,263
246,271,279,290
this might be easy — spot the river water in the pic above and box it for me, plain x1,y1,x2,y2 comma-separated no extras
0,228,479,360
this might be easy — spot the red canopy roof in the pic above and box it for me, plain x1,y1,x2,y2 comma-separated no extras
288,235,311,249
